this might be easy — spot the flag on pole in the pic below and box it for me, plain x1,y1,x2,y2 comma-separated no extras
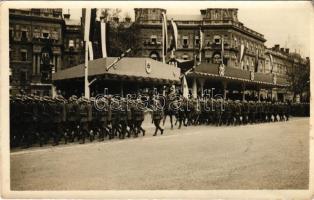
170,19,178,51
199,28,203,50
82,8,97,42
198,28,203,63
239,43,245,69
255,50,259,72
182,75,189,98
93,20,108,59
100,22,107,58
269,53,274,73
161,12,168,62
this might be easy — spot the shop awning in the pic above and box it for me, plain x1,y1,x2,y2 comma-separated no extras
52,57,181,84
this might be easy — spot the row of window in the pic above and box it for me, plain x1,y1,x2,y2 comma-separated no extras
9,28,60,41
65,38,83,49
146,34,263,53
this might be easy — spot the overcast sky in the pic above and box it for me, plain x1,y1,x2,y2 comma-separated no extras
63,1,312,57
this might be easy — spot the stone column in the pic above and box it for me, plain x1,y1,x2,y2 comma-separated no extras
37,54,41,74
192,77,197,98
32,55,36,75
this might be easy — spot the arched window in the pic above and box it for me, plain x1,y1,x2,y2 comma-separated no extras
212,53,221,64
213,35,221,44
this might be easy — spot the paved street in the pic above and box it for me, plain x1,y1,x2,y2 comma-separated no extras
10,118,309,190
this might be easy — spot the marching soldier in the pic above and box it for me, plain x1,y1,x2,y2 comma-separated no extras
78,97,90,144
133,98,146,137
151,96,164,136
65,95,80,142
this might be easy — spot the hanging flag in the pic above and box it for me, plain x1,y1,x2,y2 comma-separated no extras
198,28,203,63
100,22,107,58
161,12,168,56
170,19,178,51
82,8,97,42
182,75,189,98
92,20,108,59
269,53,274,73
199,28,203,50
255,50,259,72
239,43,246,69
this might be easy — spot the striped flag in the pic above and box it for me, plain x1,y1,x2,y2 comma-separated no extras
100,22,107,58
82,8,97,61
170,19,178,51
269,54,274,73
255,50,259,72
82,9,108,60
182,75,189,98
199,28,203,50
82,8,97,42
161,12,168,62
239,43,245,69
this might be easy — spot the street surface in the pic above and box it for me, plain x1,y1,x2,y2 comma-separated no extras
10,118,309,190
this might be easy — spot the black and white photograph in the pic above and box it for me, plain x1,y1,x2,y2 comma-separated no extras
0,1,313,199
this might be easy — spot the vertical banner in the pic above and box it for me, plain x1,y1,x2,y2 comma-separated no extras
199,28,203,63
240,43,245,69
82,8,91,42
100,22,107,58
161,12,168,63
170,19,178,51
269,54,274,73
182,75,189,98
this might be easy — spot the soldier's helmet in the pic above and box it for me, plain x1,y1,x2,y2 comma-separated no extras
71,95,78,101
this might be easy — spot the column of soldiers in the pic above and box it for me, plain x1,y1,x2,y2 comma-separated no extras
10,94,147,148
10,93,309,148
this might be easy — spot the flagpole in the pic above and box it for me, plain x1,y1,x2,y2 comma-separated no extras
84,40,90,99
162,13,165,63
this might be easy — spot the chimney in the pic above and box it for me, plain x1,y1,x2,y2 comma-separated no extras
280,48,285,52
285,48,289,54
274,44,280,51
63,14,70,19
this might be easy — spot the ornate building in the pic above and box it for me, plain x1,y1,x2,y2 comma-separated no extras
134,8,266,72
62,13,84,69
9,9,63,96
134,8,309,101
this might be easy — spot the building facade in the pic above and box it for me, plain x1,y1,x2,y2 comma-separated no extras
9,8,310,102
62,13,84,70
134,8,266,73
9,9,64,96
134,8,309,101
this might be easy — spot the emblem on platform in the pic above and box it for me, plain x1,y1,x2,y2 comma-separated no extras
250,71,254,81
145,60,152,74
273,74,277,84
219,64,225,76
